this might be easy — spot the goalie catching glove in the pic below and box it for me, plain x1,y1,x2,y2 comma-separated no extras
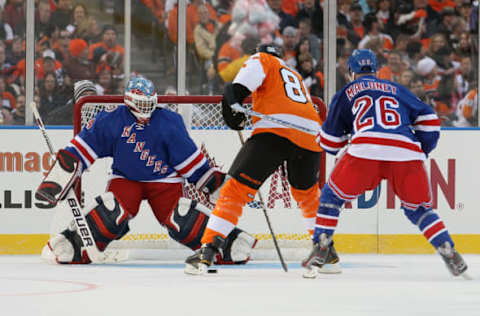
195,167,226,204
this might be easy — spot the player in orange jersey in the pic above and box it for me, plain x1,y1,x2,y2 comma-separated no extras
185,44,339,275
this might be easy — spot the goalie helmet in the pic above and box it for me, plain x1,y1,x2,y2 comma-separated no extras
73,80,96,102
348,49,378,75
124,76,157,122
257,43,283,59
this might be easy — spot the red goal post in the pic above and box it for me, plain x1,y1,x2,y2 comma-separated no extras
70,95,327,260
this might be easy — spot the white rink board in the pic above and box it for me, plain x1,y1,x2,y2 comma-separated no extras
0,128,479,238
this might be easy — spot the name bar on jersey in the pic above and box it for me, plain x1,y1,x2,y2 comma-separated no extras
346,80,397,101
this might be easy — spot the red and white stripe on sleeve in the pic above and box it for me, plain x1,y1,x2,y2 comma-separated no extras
69,135,98,169
413,114,441,132
318,128,349,154
174,148,207,178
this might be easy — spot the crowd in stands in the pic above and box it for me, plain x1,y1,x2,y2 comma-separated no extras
0,0,478,127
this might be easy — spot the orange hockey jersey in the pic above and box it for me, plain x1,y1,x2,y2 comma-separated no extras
233,52,322,152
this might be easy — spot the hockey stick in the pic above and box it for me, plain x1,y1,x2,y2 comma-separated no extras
30,101,107,263
237,131,288,272
231,103,318,136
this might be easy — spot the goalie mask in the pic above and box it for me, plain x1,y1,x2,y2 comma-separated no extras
124,76,157,122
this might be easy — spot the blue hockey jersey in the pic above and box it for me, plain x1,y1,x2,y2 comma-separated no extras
65,106,211,184
318,75,440,161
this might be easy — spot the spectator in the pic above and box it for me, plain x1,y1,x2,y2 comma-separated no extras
88,25,125,62
66,3,88,35
282,26,298,66
358,12,394,54
345,3,364,46
36,0,53,40
4,0,25,36
216,38,242,73
36,49,64,86
64,38,94,83
194,4,219,95
426,32,449,58
453,87,478,127
50,0,73,31
457,0,474,32
297,17,321,63
0,104,12,124
0,75,16,111
455,55,475,97
455,31,476,60
427,6,458,40
51,29,71,63
266,0,297,33
11,93,24,125
186,0,217,46
218,36,259,83
378,50,404,82
297,52,322,97
39,71,68,122
287,36,315,70
409,75,427,101
406,40,426,69
296,0,323,37
95,66,116,95
398,69,415,87
6,36,22,66
376,0,392,30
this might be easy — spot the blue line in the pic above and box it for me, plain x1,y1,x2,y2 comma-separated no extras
99,262,396,269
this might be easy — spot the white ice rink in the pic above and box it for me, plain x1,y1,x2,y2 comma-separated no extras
1,254,479,316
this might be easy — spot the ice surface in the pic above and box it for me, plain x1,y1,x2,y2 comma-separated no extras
1,254,479,316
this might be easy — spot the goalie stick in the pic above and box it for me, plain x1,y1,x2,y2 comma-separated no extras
30,101,107,263
231,103,319,136
237,131,288,272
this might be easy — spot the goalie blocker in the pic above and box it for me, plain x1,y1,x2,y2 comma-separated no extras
42,195,257,265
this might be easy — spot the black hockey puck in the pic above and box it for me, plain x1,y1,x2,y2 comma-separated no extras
207,269,218,274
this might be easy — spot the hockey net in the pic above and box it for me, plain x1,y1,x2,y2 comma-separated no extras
64,95,326,261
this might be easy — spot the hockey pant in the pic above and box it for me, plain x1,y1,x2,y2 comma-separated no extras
313,153,453,248
201,133,322,244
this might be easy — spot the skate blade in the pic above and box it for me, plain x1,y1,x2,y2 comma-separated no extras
460,271,473,280
302,266,319,279
184,262,208,275
317,262,342,274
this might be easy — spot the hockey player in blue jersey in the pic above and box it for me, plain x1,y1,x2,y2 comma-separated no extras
36,76,256,264
302,49,468,278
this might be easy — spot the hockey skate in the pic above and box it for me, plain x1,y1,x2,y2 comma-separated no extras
185,236,225,275
437,242,470,279
302,233,341,278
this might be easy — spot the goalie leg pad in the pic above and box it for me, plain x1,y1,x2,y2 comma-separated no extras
85,192,131,251
41,221,92,264
165,197,257,264
36,149,81,206
165,197,209,250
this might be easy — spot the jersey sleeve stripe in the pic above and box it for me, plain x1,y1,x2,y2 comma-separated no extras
176,154,207,178
320,128,349,143
320,135,348,150
70,136,97,167
414,114,439,123
174,148,201,170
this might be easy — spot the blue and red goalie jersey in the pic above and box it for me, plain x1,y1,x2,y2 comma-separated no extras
318,75,441,160
65,106,211,184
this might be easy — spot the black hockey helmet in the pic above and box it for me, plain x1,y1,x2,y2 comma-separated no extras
256,43,284,58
